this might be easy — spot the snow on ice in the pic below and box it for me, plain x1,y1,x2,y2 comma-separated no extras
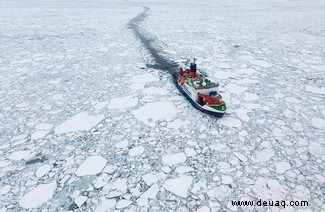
19,182,57,208
75,156,107,176
107,95,138,109
54,112,104,134
163,176,193,198
131,101,177,126
162,152,187,166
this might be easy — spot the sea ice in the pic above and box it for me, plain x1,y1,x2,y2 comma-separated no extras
142,173,158,186
136,198,148,206
116,140,129,149
252,178,287,199
103,178,128,198
175,166,194,174
221,175,233,184
35,123,53,130
0,185,10,195
131,101,177,126
311,118,325,128
141,184,160,199
8,150,31,160
75,196,87,207
235,109,250,122
167,119,185,129
275,162,291,174
75,156,107,176
184,148,197,157
115,200,132,209
107,95,138,109
252,148,274,163
94,101,109,110
19,182,57,208
35,164,51,178
305,85,325,95
218,117,242,128
143,87,169,95
131,73,159,83
225,84,247,94
162,152,186,166
163,176,193,198
54,112,105,134
31,131,49,140
242,92,259,101
95,199,116,212
129,146,144,157
249,60,272,68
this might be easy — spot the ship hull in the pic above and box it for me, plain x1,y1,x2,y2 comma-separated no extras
173,74,225,118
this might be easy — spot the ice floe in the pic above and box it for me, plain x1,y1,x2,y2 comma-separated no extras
225,84,247,94
107,95,138,109
305,85,325,95
103,178,127,198
131,101,177,126
31,130,49,140
275,162,291,174
75,196,87,207
35,164,51,178
8,150,31,160
75,156,107,176
218,117,242,128
142,173,158,186
162,152,186,166
311,117,325,128
95,199,116,212
163,176,193,198
19,182,57,208
116,200,132,209
143,87,169,95
141,184,160,199
0,185,11,195
129,146,144,157
131,73,159,83
54,112,104,134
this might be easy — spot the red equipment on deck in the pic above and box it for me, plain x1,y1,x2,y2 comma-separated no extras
197,93,221,105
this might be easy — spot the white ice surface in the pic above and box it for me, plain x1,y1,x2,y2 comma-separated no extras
35,164,51,178
95,199,116,212
54,112,105,134
305,85,325,95
162,152,186,166
8,150,31,160
75,156,107,176
311,117,325,128
218,117,242,128
31,130,49,140
131,101,177,126
163,176,193,198
142,173,158,186
107,95,138,109
19,182,57,209
143,87,169,95
75,196,87,207
275,162,291,174
129,146,144,157
115,199,132,209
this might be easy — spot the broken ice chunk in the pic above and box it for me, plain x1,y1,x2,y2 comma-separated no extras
19,182,57,208
115,199,132,209
75,156,107,176
129,146,144,157
162,152,186,166
54,112,104,134
163,176,193,198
